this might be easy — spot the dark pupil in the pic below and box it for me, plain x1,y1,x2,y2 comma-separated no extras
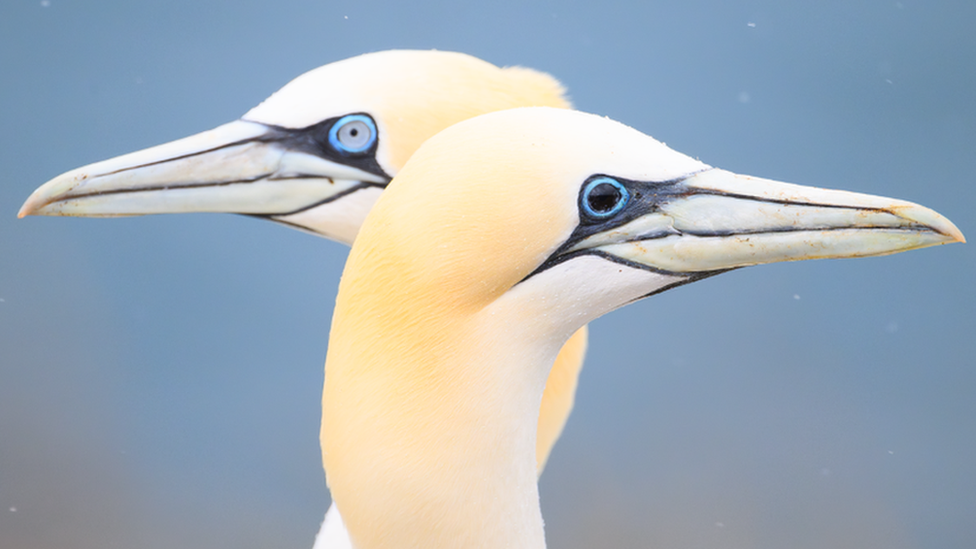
588,183,621,213
348,128,358,137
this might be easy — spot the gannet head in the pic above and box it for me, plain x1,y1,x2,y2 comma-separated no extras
323,106,963,549
17,50,569,243
347,106,964,331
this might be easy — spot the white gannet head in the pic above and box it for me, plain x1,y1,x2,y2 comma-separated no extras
18,50,569,244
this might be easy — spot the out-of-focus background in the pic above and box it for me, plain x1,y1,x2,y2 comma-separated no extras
2,1,973,548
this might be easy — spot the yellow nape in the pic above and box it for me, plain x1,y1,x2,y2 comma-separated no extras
322,107,962,549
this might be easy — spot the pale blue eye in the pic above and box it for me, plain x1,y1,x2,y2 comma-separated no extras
328,114,377,154
581,177,629,219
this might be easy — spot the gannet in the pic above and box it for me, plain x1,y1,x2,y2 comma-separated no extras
18,51,586,547
323,107,963,549
18,50,581,474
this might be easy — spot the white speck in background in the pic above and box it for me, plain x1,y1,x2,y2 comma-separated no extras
885,321,899,333
40,0,50,7
747,22,756,27
737,91,751,104
9,507,16,513
793,294,801,301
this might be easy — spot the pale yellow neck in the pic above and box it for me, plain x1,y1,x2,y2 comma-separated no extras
322,295,560,549
319,106,589,549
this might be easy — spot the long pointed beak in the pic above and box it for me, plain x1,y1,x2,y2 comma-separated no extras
575,169,964,273
18,120,388,220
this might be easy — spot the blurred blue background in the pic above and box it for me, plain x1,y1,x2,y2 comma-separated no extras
1,1,974,548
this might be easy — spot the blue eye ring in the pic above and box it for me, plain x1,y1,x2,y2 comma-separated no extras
328,114,377,155
581,176,630,219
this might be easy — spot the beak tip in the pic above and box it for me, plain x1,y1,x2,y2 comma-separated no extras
18,181,61,217
890,203,965,245
935,218,965,245
19,168,92,219
18,196,42,218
